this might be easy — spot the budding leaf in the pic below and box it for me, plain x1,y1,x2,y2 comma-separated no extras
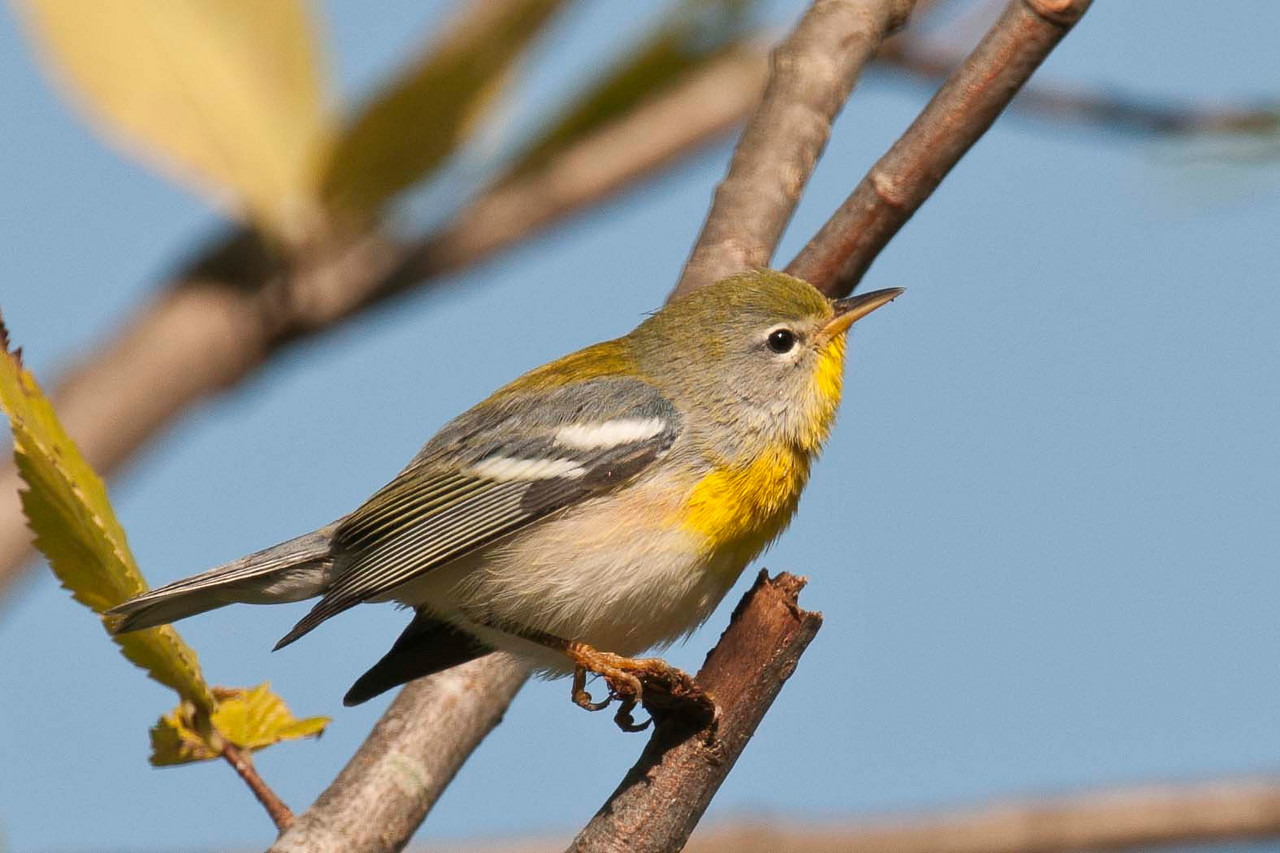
151,683,330,766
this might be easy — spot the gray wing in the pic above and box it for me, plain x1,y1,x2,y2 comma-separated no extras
273,376,680,649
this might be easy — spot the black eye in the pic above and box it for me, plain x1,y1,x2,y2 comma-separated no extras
767,328,798,354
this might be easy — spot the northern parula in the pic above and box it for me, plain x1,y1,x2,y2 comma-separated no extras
107,270,901,724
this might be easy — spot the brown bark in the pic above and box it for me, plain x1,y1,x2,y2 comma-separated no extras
787,0,1094,297
567,572,823,853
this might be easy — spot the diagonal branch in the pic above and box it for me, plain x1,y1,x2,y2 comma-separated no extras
569,572,823,853
0,47,769,599
787,0,1094,296
671,0,918,299
269,654,528,853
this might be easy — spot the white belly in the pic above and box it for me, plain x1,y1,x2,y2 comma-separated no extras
386,473,747,674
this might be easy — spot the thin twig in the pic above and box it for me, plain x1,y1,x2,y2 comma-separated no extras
671,0,918,298
221,741,295,833
269,654,528,853
786,0,1094,296
568,571,823,853
878,38,1280,137
0,49,769,599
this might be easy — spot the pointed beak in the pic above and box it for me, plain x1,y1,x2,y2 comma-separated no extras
822,287,905,339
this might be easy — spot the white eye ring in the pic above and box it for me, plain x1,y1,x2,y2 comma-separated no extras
766,327,798,354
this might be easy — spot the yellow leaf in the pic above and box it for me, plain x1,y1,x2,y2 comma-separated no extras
0,316,216,714
151,683,330,766
319,0,567,216
149,700,217,766
17,0,331,241
500,0,757,184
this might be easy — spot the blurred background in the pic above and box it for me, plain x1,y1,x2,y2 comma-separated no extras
1,0,1279,850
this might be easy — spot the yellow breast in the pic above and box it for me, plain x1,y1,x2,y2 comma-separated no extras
678,333,847,571
680,444,813,565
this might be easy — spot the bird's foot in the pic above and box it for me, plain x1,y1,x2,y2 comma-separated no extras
566,643,716,733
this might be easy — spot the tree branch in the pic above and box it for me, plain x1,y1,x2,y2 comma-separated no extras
269,654,528,853
0,48,769,599
671,0,918,298
787,0,1093,297
568,571,823,853
221,741,295,833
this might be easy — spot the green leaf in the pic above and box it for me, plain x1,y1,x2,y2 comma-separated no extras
17,0,331,241
319,0,568,216
1,316,331,770
150,684,330,766
0,316,217,714
499,0,758,183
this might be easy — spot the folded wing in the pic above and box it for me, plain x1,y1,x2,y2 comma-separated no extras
274,374,680,649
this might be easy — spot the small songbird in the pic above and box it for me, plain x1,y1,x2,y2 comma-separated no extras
107,270,901,726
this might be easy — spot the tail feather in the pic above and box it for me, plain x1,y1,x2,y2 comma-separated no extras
343,611,491,706
106,524,338,634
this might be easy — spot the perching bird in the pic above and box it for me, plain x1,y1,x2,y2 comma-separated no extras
107,270,901,726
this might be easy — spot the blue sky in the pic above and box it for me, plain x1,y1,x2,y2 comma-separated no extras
2,1,1279,850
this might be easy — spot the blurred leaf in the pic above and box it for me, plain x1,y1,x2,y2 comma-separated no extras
18,0,331,241
499,0,758,183
151,684,329,766
320,0,567,216
0,315,217,714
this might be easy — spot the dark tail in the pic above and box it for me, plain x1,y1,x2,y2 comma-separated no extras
105,525,338,634
343,611,491,706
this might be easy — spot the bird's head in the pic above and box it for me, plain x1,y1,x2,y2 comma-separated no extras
629,270,902,456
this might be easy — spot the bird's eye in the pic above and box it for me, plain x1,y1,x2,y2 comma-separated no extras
767,328,798,354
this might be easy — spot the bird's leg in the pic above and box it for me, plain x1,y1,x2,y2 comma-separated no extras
563,642,661,731
480,618,716,732
563,641,715,732
565,643,663,701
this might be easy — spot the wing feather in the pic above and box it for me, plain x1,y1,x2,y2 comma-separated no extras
337,473,486,549
273,376,681,649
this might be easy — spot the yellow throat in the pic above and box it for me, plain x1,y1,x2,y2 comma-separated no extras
682,333,846,563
